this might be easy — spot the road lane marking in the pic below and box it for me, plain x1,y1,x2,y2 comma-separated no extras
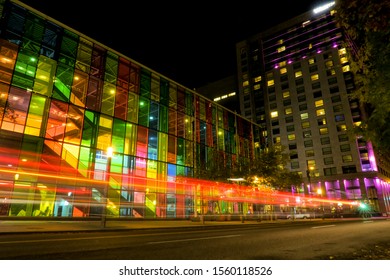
312,225,336,229
147,234,241,244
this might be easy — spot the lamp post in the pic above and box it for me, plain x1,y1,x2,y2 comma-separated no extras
101,146,113,228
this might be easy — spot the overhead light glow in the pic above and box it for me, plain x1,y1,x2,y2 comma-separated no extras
313,1,335,14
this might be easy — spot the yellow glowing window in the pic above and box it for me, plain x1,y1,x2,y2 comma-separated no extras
274,136,281,144
308,43,313,49
254,76,262,83
339,48,347,56
285,107,293,115
288,134,296,141
311,74,319,81
342,155,353,162
279,61,287,67
277,46,286,53
329,69,336,75
301,121,310,129
243,80,249,87
316,109,326,116
325,60,334,68
270,111,278,118
340,57,348,64
280,67,287,74
308,58,315,64
283,91,290,98
315,100,324,107
300,112,309,120
267,80,275,86
254,84,260,90
278,39,284,44
342,65,350,72
295,71,303,78
319,127,329,135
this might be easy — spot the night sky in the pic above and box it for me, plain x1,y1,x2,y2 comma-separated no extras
18,0,326,89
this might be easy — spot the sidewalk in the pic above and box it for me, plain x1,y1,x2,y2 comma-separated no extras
0,218,266,234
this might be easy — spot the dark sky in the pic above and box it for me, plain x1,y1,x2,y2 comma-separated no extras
18,0,327,89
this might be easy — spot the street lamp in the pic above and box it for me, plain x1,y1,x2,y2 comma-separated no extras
101,146,113,228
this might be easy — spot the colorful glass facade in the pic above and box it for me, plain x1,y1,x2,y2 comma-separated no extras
0,0,263,218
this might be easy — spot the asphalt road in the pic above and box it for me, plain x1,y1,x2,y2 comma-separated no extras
0,219,389,260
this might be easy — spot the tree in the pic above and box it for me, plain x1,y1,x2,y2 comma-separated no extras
245,144,303,191
335,0,390,153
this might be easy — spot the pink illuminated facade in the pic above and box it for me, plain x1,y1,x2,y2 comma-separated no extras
235,2,390,215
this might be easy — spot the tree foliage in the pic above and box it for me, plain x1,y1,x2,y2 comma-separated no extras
244,145,303,191
335,0,390,153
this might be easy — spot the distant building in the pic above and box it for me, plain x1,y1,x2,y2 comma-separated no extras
195,75,240,114
235,1,390,214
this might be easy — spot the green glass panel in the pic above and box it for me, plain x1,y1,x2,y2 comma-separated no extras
158,132,167,162
112,118,125,154
127,92,138,123
101,81,115,116
52,63,72,101
104,51,118,84
25,94,46,136
185,90,193,116
78,146,92,178
125,122,137,156
177,138,185,165
33,56,56,96
58,29,78,67
138,97,150,127
112,153,123,174
160,78,169,106
140,68,151,98
12,50,37,90
159,104,168,133
81,110,98,147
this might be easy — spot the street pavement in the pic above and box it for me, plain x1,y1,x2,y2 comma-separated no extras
1,216,387,235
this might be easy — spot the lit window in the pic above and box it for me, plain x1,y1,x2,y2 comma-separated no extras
316,109,326,116
267,80,275,86
311,74,319,81
300,112,309,120
279,61,287,67
339,48,347,56
283,91,290,98
342,65,350,72
342,155,353,163
285,107,293,115
254,84,260,90
301,121,310,129
325,60,334,68
308,58,315,64
280,67,287,74
319,127,329,135
277,46,286,53
340,57,348,64
270,111,278,118
274,136,281,144
278,39,284,44
315,100,324,107
288,133,296,141
295,71,303,78
243,80,249,87
254,76,262,83
336,124,347,131
317,118,327,125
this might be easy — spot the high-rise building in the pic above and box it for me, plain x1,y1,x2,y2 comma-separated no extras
0,0,263,219
235,1,390,215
